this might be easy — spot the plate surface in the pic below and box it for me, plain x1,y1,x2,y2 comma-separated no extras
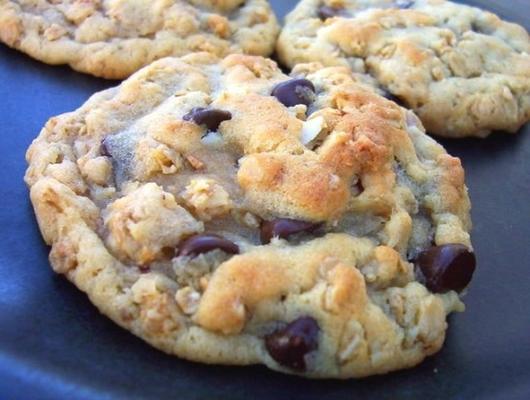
0,1,529,399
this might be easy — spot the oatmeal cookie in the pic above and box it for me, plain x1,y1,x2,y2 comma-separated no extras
277,0,530,138
25,53,475,378
0,0,279,79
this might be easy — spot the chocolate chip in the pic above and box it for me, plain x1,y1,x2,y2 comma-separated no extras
183,107,232,131
100,138,111,157
352,178,364,196
415,244,476,293
317,5,345,20
260,218,320,244
139,265,151,274
177,234,239,258
395,0,414,9
265,317,320,371
272,79,316,107
382,89,402,105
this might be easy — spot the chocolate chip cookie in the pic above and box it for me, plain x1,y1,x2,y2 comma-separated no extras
277,0,530,138
25,53,475,378
0,0,279,79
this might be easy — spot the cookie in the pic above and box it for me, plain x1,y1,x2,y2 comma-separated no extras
25,53,475,378
0,0,279,79
277,0,530,138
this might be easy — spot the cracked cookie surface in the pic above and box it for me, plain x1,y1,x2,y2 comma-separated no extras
25,53,475,378
277,0,530,138
0,0,279,79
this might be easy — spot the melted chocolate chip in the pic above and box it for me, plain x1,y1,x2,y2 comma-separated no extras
272,79,316,107
415,244,476,293
265,317,320,371
177,234,239,258
183,108,232,131
317,5,345,20
260,219,320,244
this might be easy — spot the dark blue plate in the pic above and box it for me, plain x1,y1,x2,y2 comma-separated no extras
0,1,529,399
